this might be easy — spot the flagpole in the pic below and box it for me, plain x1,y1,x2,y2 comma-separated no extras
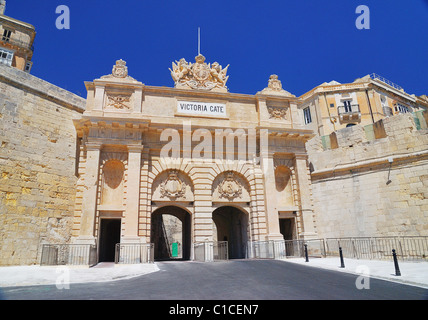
198,27,201,55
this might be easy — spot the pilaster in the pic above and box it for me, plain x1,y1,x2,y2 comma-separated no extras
75,142,101,245
122,144,144,243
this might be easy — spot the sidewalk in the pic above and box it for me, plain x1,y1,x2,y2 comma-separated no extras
282,257,428,289
0,262,160,287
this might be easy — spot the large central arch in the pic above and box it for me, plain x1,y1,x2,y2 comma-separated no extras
151,206,191,261
212,206,248,259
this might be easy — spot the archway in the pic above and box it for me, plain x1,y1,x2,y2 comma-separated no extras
151,206,191,261
212,206,248,259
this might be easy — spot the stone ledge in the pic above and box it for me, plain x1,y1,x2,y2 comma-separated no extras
0,64,86,113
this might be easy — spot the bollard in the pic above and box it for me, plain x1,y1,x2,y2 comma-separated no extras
304,244,309,262
392,249,401,276
339,247,345,268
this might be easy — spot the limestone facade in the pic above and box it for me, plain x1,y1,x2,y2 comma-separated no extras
0,64,85,265
307,113,428,238
71,58,317,261
1,54,427,265
299,74,428,137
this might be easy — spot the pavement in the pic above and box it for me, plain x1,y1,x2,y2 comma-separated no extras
282,257,428,289
0,257,427,289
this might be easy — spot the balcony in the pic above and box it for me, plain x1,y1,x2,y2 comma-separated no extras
0,37,34,52
337,104,361,122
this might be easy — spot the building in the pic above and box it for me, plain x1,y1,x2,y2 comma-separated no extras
71,58,317,262
0,5,427,266
299,73,428,137
0,1,36,73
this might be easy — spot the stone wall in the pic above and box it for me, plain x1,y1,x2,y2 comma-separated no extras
0,64,85,265
307,112,428,238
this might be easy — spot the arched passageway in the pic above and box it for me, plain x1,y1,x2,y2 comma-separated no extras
151,206,191,261
212,206,248,259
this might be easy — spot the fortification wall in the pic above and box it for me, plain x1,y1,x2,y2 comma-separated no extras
307,112,428,238
0,65,85,265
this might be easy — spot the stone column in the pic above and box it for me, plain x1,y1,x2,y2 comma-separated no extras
123,144,144,243
75,142,101,245
294,154,318,239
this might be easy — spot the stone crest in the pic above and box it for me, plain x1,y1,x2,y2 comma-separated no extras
170,54,229,92
101,59,136,81
218,172,242,200
259,74,295,97
268,106,288,120
160,170,187,199
112,59,128,78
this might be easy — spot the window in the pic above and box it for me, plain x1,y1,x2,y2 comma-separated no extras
2,29,12,42
343,100,352,113
0,47,13,66
24,61,32,73
395,103,410,114
303,107,312,124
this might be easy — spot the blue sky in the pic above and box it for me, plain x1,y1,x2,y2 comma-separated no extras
5,0,428,98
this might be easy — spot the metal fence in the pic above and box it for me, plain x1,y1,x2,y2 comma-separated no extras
40,244,97,266
115,243,154,264
325,237,428,261
193,241,228,262
247,239,326,259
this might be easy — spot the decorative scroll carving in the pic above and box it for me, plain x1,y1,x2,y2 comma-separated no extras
160,170,187,199
170,54,229,92
218,172,242,200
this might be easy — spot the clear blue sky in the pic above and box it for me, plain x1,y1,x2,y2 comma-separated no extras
5,0,428,98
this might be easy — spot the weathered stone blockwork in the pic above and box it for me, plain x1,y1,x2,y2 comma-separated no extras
0,64,85,265
308,113,428,238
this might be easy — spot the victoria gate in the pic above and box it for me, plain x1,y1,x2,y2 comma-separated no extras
69,56,317,264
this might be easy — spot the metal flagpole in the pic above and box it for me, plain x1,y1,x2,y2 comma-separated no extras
198,27,201,55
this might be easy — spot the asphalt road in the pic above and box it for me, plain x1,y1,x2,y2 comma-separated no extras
2,259,427,300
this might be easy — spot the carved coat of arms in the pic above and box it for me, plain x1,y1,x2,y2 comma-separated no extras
258,74,295,97
106,95,131,110
160,170,187,199
111,59,128,78
170,54,229,91
218,172,242,200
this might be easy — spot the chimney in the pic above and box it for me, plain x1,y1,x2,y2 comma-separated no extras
0,1,5,15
